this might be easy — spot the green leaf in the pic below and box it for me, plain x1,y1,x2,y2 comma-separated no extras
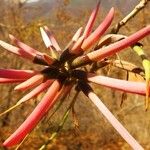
133,45,150,110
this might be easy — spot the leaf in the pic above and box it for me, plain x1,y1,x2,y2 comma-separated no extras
96,34,126,49
107,59,144,75
133,45,150,110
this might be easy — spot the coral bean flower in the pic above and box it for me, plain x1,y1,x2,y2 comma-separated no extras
0,1,149,149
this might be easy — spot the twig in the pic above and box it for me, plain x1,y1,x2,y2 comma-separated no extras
39,91,79,150
15,134,29,150
111,0,149,34
111,0,150,109
0,23,8,28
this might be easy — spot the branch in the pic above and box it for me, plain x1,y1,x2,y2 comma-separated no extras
111,0,150,109
111,0,149,34
0,23,9,28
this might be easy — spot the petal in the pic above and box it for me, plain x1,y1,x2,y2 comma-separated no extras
70,36,84,54
9,34,41,55
3,80,61,147
0,40,35,60
88,91,144,150
88,74,146,95
40,27,53,48
17,79,53,104
86,26,150,61
83,0,100,38
44,26,61,52
14,74,44,91
79,82,144,150
0,69,37,79
81,7,115,50
72,27,83,42
0,78,26,83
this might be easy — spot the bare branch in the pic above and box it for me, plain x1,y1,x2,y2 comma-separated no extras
111,0,149,34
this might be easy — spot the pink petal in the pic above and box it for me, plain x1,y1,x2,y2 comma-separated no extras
0,78,26,83
86,26,150,61
0,40,35,60
44,26,61,52
70,36,84,54
81,7,115,50
63,27,83,50
17,79,53,104
83,1,100,38
9,34,41,55
72,27,83,42
88,91,144,150
14,74,44,91
40,27,53,48
45,84,73,113
88,74,146,95
3,80,61,147
0,69,37,79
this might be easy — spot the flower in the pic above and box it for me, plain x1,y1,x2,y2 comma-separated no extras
0,1,149,149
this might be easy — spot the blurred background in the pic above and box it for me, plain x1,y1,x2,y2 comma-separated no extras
0,0,150,149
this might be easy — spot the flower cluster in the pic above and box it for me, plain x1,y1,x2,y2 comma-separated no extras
0,1,149,149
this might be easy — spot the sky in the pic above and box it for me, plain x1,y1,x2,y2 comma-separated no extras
27,0,40,3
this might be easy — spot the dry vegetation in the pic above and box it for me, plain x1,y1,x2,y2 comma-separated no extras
0,0,150,149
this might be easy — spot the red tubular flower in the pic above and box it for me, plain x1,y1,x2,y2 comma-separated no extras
0,38,54,66
0,2,149,149
86,26,150,61
0,69,37,79
81,7,115,50
79,81,144,150
0,69,38,83
72,27,83,42
0,40,35,60
87,91,144,150
0,78,26,83
40,27,53,49
9,34,42,55
70,36,84,54
70,5,114,54
43,26,61,52
83,1,100,38
40,26,61,59
17,79,53,104
3,80,61,147
63,27,83,52
88,74,147,95
14,74,45,91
